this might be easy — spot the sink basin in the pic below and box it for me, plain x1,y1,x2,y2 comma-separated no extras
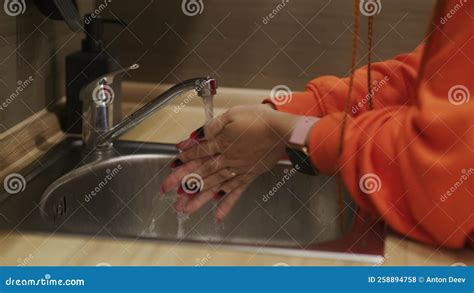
0,137,385,263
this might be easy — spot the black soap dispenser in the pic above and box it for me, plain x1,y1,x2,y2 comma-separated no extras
65,14,125,133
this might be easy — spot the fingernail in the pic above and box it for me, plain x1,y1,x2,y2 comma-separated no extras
213,190,226,200
176,139,196,150
190,126,205,140
160,185,167,194
170,158,183,168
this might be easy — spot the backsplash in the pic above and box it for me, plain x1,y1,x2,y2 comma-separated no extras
106,0,436,89
0,0,93,133
0,0,436,133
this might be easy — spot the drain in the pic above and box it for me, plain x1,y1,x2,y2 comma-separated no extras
54,196,67,219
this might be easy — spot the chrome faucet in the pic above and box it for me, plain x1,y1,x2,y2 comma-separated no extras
79,64,217,151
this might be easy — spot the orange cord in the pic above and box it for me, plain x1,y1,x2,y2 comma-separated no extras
367,15,374,110
336,0,375,232
336,0,361,232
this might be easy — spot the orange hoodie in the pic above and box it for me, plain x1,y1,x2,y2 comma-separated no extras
269,0,474,248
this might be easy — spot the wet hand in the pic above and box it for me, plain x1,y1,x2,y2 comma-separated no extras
161,104,301,221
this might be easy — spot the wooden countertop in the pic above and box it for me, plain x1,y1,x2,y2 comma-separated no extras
0,82,472,266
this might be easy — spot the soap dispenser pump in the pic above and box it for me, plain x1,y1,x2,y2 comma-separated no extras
65,14,126,133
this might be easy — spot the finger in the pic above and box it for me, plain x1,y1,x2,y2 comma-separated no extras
176,138,200,150
174,194,189,212
161,158,208,193
199,167,237,193
216,177,251,222
202,113,231,140
193,156,227,182
178,139,223,163
182,186,219,214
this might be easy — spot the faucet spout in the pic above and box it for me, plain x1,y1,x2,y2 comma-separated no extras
98,77,217,146
81,72,217,151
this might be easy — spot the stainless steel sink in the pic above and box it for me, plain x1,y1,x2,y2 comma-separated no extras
0,137,385,263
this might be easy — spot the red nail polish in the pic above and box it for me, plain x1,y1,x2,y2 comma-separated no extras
213,190,226,200
189,126,205,140
170,158,183,168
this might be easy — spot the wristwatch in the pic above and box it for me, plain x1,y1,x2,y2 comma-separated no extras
286,116,320,175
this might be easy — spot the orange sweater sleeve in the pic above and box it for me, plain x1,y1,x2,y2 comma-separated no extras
308,0,474,248
265,45,425,117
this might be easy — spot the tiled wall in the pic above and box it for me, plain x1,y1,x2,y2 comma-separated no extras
0,0,436,132
106,0,436,89
0,0,92,133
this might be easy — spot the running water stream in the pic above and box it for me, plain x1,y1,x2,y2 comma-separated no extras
175,92,222,239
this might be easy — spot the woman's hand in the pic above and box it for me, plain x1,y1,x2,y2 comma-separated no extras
160,104,301,221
